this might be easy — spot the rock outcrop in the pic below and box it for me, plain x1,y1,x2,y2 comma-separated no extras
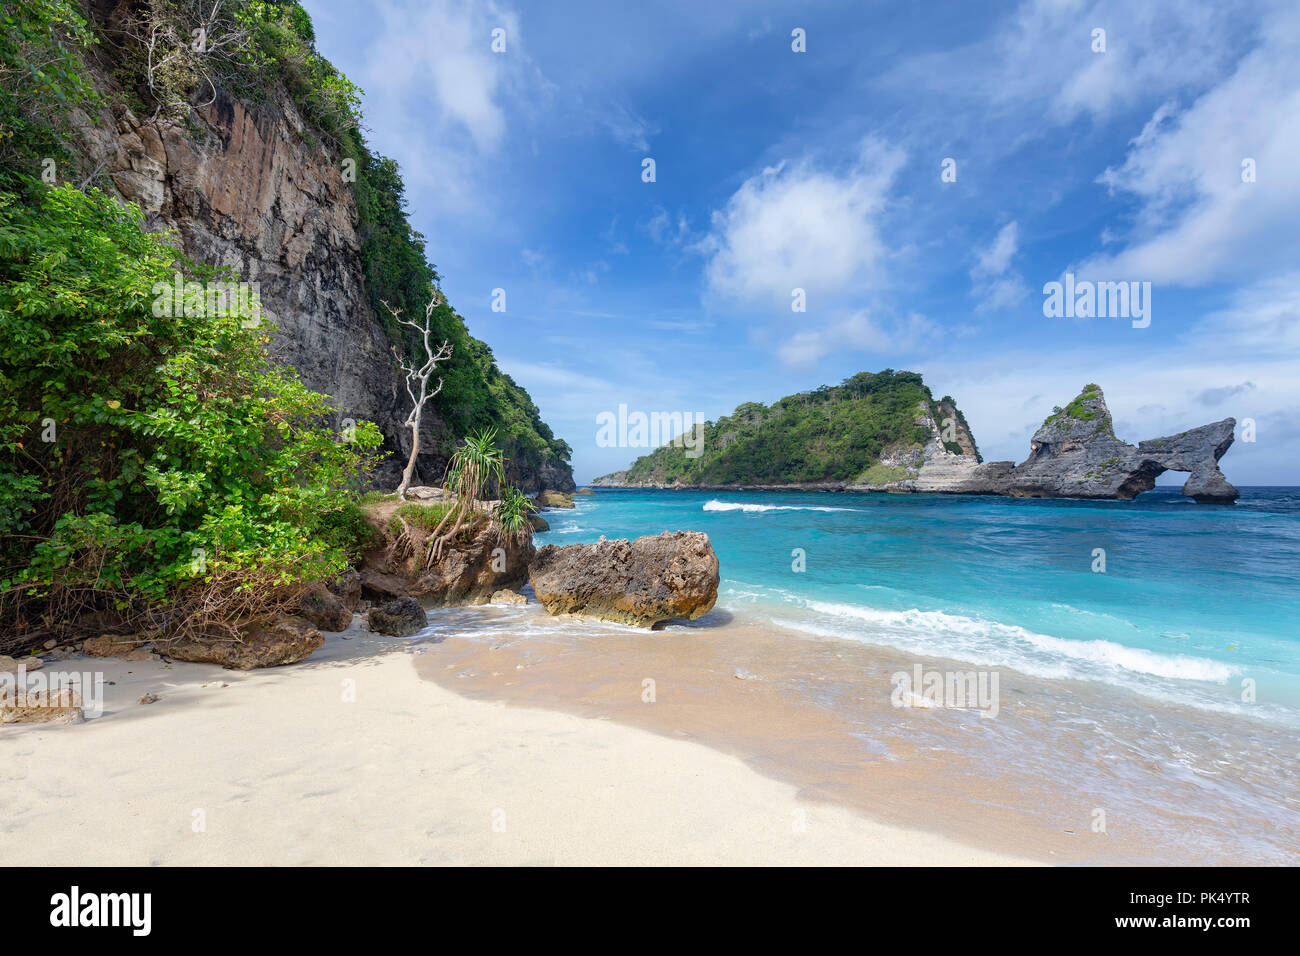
166,616,325,669
1,687,84,725
359,520,535,607
367,598,427,637
298,588,353,633
876,385,1239,503
529,531,720,627
534,490,575,509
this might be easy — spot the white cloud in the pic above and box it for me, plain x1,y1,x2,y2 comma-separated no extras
1077,3,1300,284
364,0,518,150
1185,272,1300,353
342,0,539,217
700,139,905,306
970,222,1030,312
974,222,1019,276
891,0,1250,124
644,205,692,246
601,101,658,152
777,310,938,367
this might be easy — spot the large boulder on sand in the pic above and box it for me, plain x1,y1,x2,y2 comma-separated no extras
529,531,719,627
367,598,427,636
166,616,324,669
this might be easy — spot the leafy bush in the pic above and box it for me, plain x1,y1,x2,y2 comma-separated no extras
0,0,99,189
0,184,383,648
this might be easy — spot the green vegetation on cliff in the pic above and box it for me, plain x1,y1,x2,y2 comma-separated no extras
617,370,968,486
2,0,571,490
1045,383,1103,424
0,2,563,648
0,184,383,647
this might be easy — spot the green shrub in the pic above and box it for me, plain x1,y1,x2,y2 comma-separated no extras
0,184,384,648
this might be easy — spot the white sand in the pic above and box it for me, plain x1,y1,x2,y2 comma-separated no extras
0,625,1032,866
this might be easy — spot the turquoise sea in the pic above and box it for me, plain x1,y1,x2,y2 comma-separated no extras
539,487,1300,728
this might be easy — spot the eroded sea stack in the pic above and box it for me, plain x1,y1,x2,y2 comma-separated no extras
885,384,1239,503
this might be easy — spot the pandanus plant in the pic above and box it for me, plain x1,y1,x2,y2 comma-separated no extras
424,428,533,562
492,485,537,547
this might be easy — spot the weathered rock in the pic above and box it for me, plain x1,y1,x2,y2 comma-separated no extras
326,569,362,610
367,598,427,636
167,617,324,669
298,588,352,632
404,486,451,501
0,655,41,673
529,531,720,627
490,589,527,605
1,688,83,725
572,488,595,495
534,490,575,509
83,634,151,659
999,388,1238,502
529,513,550,532
359,521,535,607
855,385,1238,504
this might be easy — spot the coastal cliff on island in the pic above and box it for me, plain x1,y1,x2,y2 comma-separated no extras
593,377,1239,504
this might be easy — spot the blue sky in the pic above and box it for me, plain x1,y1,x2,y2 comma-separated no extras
304,0,1299,485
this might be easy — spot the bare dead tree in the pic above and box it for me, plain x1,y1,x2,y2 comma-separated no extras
384,291,453,500
117,0,253,119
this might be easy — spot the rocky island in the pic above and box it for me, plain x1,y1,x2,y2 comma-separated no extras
593,375,1239,504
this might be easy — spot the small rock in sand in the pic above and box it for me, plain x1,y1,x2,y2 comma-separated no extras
138,692,160,705
368,598,428,636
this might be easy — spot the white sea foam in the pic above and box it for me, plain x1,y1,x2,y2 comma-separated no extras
791,598,1238,684
703,499,857,514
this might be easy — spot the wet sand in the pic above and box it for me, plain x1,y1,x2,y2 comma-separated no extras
414,602,1300,865
0,624,1031,866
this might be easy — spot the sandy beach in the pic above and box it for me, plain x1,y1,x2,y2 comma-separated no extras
0,620,1032,866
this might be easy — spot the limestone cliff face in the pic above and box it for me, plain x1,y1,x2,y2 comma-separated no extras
72,16,570,493
78,92,412,482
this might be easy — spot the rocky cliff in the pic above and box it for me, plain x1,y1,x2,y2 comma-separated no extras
70,1,572,493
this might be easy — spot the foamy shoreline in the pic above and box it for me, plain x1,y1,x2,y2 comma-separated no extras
0,620,1031,866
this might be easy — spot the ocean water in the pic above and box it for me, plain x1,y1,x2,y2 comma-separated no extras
540,487,1300,728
